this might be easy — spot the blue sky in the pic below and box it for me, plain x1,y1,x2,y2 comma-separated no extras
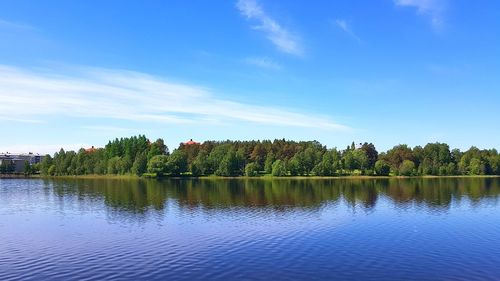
0,0,499,154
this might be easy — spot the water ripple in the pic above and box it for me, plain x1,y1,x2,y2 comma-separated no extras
1,178,500,280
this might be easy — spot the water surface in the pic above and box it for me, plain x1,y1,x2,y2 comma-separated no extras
1,178,500,280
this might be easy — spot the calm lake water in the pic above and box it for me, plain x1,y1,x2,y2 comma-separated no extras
1,178,500,281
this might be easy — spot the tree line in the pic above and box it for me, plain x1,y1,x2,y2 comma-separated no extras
35,135,500,177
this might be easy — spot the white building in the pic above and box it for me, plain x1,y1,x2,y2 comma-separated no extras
0,153,44,173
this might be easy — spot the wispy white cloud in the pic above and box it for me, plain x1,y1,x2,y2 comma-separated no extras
82,125,137,133
243,57,282,70
236,0,303,56
0,65,349,131
334,19,361,43
394,0,446,30
0,117,44,124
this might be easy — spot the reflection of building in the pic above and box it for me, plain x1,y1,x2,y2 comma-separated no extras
0,153,44,173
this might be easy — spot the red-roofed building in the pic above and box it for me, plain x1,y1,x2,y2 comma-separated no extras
183,139,200,145
85,146,97,153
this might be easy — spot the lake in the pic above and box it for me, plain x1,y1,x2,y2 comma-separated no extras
1,178,500,280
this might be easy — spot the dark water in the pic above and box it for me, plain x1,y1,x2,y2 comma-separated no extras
1,178,500,281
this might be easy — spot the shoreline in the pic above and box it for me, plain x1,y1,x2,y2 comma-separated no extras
0,174,32,179
4,174,499,180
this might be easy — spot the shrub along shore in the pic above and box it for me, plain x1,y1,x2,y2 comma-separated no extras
16,135,500,178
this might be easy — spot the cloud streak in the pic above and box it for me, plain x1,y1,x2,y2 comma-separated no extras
334,19,361,43
81,125,137,133
236,0,303,56
394,0,446,29
0,65,349,131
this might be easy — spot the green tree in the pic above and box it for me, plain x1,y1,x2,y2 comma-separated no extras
191,151,208,176
148,138,168,160
245,162,260,177
39,154,53,175
54,148,66,175
215,149,243,176
167,150,188,176
360,142,378,169
312,150,340,176
207,144,231,175
451,148,462,164
119,155,133,174
107,156,121,174
264,152,275,174
459,147,484,175
288,153,306,176
31,163,41,174
131,152,147,176
250,143,267,169
94,159,107,175
374,160,391,176
490,155,500,175
343,149,368,172
445,162,457,175
48,164,56,176
469,158,485,175
302,145,322,174
286,157,298,176
147,155,169,177
350,141,356,151
190,161,202,176
420,143,452,175
23,161,31,175
383,144,415,172
271,160,287,176
399,160,416,176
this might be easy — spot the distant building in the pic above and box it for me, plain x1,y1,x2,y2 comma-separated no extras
183,139,200,145
85,146,97,153
0,152,44,173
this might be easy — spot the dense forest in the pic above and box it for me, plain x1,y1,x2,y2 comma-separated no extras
32,135,500,177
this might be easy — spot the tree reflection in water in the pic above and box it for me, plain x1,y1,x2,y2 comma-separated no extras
47,178,500,215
